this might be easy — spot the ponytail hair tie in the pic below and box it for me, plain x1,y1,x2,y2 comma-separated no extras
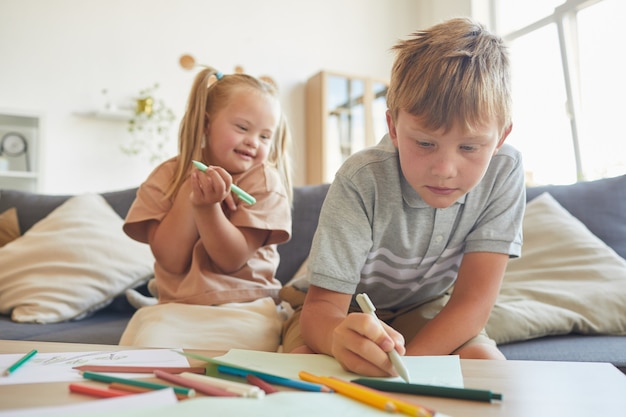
215,71,224,80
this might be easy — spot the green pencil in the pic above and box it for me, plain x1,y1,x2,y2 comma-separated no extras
352,378,503,402
192,160,256,205
82,371,195,397
3,349,37,376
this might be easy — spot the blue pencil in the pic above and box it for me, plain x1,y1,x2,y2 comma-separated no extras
216,364,333,393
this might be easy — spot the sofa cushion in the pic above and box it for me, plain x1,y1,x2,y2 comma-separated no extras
0,193,154,323
0,207,20,247
486,192,626,344
0,187,139,235
276,184,330,285
526,174,626,260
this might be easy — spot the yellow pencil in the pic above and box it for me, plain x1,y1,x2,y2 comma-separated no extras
300,371,397,413
329,377,435,417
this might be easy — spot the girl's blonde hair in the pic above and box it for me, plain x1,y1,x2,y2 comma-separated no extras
166,67,292,202
387,18,512,136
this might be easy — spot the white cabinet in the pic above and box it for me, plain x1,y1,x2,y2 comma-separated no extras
305,71,388,184
0,110,41,192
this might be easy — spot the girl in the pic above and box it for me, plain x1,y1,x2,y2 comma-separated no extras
119,67,293,351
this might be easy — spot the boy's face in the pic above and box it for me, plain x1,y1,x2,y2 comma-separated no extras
387,109,511,209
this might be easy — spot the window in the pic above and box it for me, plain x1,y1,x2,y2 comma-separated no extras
491,0,625,185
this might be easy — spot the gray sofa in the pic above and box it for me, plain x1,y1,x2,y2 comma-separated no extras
1,175,625,373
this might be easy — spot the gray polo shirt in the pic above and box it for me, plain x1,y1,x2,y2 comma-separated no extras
307,135,525,310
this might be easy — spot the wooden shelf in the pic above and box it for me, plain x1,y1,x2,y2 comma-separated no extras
305,70,388,184
0,110,40,192
74,110,133,121
0,170,37,179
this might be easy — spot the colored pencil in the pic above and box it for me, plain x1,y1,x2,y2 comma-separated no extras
328,377,434,417
178,372,264,398
2,349,37,376
300,371,397,413
217,364,332,393
69,382,132,398
246,374,280,394
81,371,195,397
108,382,188,400
72,365,206,374
300,372,435,417
154,370,239,397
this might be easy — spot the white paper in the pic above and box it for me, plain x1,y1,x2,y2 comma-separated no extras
6,391,451,417
0,388,178,417
0,349,189,385
215,349,464,387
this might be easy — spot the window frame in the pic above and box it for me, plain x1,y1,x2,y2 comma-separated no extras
489,0,605,182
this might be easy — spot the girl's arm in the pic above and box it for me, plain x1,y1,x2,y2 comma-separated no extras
405,251,508,357
146,179,199,274
190,167,269,273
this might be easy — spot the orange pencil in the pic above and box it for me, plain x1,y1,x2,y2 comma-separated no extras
69,382,133,398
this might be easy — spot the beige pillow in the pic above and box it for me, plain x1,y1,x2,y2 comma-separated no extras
486,192,626,344
0,207,20,247
119,297,284,351
0,194,154,323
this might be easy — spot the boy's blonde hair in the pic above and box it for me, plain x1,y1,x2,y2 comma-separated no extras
166,67,292,201
387,18,511,135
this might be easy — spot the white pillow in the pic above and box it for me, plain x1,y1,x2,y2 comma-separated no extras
119,297,285,351
486,192,626,344
0,194,154,323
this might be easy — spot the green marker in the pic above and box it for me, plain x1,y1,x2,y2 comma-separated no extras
352,378,503,402
192,160,256,205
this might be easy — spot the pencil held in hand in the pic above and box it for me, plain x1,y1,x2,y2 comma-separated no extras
192,160,256,204
356,293,411,383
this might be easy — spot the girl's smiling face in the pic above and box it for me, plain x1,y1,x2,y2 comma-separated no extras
388,109,511,208
204,86,280,174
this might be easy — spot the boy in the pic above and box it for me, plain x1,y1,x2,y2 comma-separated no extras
280,18,525,378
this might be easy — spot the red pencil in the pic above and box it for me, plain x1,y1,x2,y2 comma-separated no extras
69,382,133,398
246,374,280,394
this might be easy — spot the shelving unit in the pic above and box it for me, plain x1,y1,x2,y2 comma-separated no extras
305,70,388,184
73,109,134,121
0,110,41,192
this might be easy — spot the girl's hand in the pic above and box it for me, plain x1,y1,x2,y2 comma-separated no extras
331,312,406,377
190,165,232,206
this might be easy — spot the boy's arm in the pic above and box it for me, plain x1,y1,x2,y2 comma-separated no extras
405,251,508,356
301,285,406,377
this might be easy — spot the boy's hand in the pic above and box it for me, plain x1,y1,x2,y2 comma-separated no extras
331,312,406,377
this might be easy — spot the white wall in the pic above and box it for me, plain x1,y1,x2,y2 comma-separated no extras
0,0,472,193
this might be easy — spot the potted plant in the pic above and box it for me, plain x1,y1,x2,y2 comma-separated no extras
123,83,176,164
